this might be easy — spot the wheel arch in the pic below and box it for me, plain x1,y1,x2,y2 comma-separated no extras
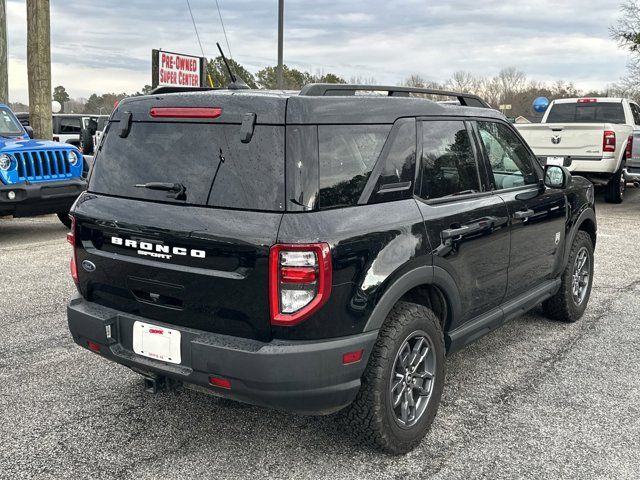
564,207,597,268
362,266,461,336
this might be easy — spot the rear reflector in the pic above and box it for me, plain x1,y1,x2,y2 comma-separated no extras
149,107,222,119
209,376,231,389
342,350,364,365
87,340,101,353
603,130,616,153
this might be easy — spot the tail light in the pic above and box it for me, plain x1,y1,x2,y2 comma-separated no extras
269,243,332,326
67,215,78,285
626,135,633,160
603,130,616,153
577,98,597,103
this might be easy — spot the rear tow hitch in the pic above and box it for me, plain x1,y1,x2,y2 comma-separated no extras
142,374,166,394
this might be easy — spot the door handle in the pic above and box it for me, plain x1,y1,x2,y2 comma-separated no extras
513,209,534,220
441,217,498,241
441,225,471,240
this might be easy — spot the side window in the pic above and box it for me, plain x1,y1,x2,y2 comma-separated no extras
59,118,82,134
419,120,481,200
477,121,538,190
318,124,390,209
630,103,640,126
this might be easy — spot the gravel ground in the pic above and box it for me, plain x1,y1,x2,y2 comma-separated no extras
1,188,639,480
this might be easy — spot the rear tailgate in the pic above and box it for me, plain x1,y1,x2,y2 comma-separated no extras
516,123,608,158
75,92,288,342
74,195,281,342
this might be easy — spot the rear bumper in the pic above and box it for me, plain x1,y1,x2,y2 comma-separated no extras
537,155,619,178
67,295,378,415
0,178,86,217
624,166,640,182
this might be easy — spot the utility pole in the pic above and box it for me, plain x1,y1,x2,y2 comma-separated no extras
26,0,52,139
0,0,8,104
276,0,284,89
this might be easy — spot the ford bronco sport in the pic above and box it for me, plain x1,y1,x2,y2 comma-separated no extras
66,84,596,454
0,104,86,227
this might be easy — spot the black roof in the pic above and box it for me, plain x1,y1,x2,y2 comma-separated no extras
113,84,503,126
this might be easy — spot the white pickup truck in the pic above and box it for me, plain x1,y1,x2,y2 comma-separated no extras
516,97,639,203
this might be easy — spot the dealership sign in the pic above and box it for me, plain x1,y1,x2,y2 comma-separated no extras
152,49,207,89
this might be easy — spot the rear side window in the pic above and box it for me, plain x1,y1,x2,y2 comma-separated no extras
90,122,285,211
546,103,626,124
318,125,390,209
419,120,480,200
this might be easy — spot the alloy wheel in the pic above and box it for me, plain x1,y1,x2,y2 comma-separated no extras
389,331,436,428
571,246,590,305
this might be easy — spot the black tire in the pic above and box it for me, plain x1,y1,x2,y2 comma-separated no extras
542,231,594,322
341,301,445,454
604,162,625,204
57,212,72,229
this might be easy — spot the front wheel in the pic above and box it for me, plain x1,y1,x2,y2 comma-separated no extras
57,212,72,229
542,231,594,322
604,162,625,204
341,302,445,454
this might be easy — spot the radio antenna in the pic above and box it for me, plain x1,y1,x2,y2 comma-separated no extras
216,42,236,83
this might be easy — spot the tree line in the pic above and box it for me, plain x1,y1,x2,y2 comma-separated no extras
9,58,635,120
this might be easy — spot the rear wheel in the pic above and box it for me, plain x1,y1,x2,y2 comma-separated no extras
342,301,445,454
57,212,72,229
542,231,594,322
604,162,625,203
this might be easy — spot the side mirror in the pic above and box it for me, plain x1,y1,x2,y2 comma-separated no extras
544,165,572,189
24,126,34,138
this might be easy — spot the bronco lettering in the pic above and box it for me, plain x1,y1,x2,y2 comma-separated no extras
110,236,206,259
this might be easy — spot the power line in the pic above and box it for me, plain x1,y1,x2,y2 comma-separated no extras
215,0,233,61
185,0,213,87
186,0,206,58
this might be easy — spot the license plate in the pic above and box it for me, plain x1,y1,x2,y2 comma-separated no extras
132,321,181,364
546,156,565,166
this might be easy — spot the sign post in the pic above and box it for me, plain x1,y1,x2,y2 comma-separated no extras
152,50,207,89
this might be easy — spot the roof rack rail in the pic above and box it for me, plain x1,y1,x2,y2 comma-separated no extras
150,86,220,95
299,84,492,109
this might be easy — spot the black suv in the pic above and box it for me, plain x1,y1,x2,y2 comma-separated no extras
66,84,596,454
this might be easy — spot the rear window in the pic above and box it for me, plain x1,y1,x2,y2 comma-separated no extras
90,122,285,211
546,102,626,124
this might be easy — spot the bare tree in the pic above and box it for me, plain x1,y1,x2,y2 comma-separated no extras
611,1,640,90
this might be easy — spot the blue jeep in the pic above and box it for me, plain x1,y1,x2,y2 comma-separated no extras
0,104,87,228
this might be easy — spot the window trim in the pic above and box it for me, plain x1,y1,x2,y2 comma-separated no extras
414,117,486,203
472,118,543,193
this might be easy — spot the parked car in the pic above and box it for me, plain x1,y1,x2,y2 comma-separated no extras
16,112,109,152
0,104,86,227
66,84,596,454
515,97,638,203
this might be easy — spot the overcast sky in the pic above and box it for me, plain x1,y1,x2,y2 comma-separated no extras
5,0,632,103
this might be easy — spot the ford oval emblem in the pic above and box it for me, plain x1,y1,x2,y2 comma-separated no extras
81,260,96,272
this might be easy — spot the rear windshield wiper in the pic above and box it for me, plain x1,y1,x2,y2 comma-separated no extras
135,182,186,200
